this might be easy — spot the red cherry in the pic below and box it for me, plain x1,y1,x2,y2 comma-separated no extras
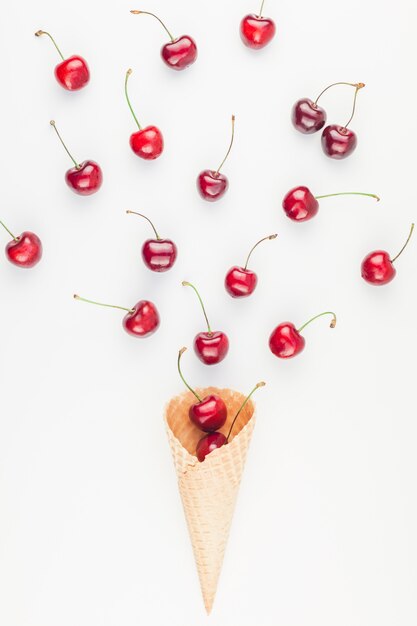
1,220,42,268
131,10,197,71
282,187,379,222
225,233,277,297
74,294,160,338
197,115,235,202
321,83,365,159
126,211,177,272
182,281,229,365
361,223,414,286
240,1,276,50
269,312,336,359
125,69,164,160
35,30,90,91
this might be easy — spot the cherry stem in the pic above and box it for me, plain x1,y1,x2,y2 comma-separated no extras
244,234,277,270
130,10,175,42
314,81,364,106
177,347,202,402
125,69,142,130
226,382,265,442
35,30,65,61
343,83,365,130
182,281,212,335
315,192,380,202
214,115,235,176
297,311,337,334
391,223,415,263
73,294,134,314
0,220,18,241
258,0,266,17
50,121,80,169
126,211,160,239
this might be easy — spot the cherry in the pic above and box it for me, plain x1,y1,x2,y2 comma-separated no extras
197,115,235,202
240,1,276,49
225,233,277,297
182,281,229,365
282,187,379,222
321,83,365,159
130,10,197,71
177,347,227,432
361,223,414,286
1,219,42,268
125,69,164,160
73,294,160,337
35,30,90,91
196,381,265,461
269,312,336,359
50,121,102,195
126,211,177,272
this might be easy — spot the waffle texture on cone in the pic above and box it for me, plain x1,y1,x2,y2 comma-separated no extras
165,387,255,614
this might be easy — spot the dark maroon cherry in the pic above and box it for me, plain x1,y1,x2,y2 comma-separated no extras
321,83,365,159
1,219,43,268
361,223,414,286
225,233,277,297
125,69,164,160
282,186,379,222
269,312,336,359
126,210,177,272
197,115,235,202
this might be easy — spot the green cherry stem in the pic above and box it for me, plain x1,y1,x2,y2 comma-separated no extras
126,211,160,239
214,115,235,176
297,312,337,334
226,381,266,442
177,347,202,402
182,281,212,335
391,223,415,263
35,30,65,61
314,81,364,106
0,220,18,241
343,83,365,130
125,69,142,130
130,10,175,42
258,0,266,17
50,121,80,169
73,294,134,314
315,192,380,202
244,234,278,270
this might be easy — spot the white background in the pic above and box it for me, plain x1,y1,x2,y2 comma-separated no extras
1,1,416,624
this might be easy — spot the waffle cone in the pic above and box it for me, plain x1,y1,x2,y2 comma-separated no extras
165,387,255,614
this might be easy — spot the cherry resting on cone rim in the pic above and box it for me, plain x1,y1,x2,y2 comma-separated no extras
361,223,414,285
197,115,235,202
125,69,164,160
177,347,227,432
50,121,103,195
269,311,337,358
1,219,42,268
240,0,276,49
321,83,365,159
130,10,197,71
35,29,90,91
282,187,379,222
182,281,229,365
126,211,177,272
225,233,277,297
196,382,266,461
73,294,160,337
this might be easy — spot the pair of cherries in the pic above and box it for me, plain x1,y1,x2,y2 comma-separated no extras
178,348,265,461
292,81,365,159
1,220,43,269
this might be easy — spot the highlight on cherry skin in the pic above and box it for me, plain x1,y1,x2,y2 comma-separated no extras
361,223,414,286
125,69,164,160
50,121,103,195
126,211,177,272
196,381,266,462
240,0,276,49
321,82,365,159
73,294,160,338
282,186,380,222
182,281,229,365
197,115,235,202
0,219,42,268
269,311,337,359
225,233,277,297
35,29,90,91
130,10,197,71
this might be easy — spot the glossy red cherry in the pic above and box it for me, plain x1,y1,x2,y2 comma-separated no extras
197,115,235,202
126,210,177,272
225,233,277,297
269,312,336,359
361,223,414,286
74,294,160,338
240,1,276,49
35,30,90,91
1,220,42,268
131,10,197,71
182,281,229,365
282,187,379,222
50,121,103,195
321,83,364,159
125,69,164,160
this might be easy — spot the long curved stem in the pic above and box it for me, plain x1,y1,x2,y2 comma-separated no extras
226,382,265,442
391,223,415,263
177,348,201,401
343,83,365,129
35,30,65,60
258,0,266,17
214,115,235,176
125,69,142,130
298,311,337,334
244,234,277,270
0,220,18,241
314,81,364,106
130,10,175,41
126,211,160,239
315,192,380,202
182,281,212,334
73,294,134,314
50,121,80,169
